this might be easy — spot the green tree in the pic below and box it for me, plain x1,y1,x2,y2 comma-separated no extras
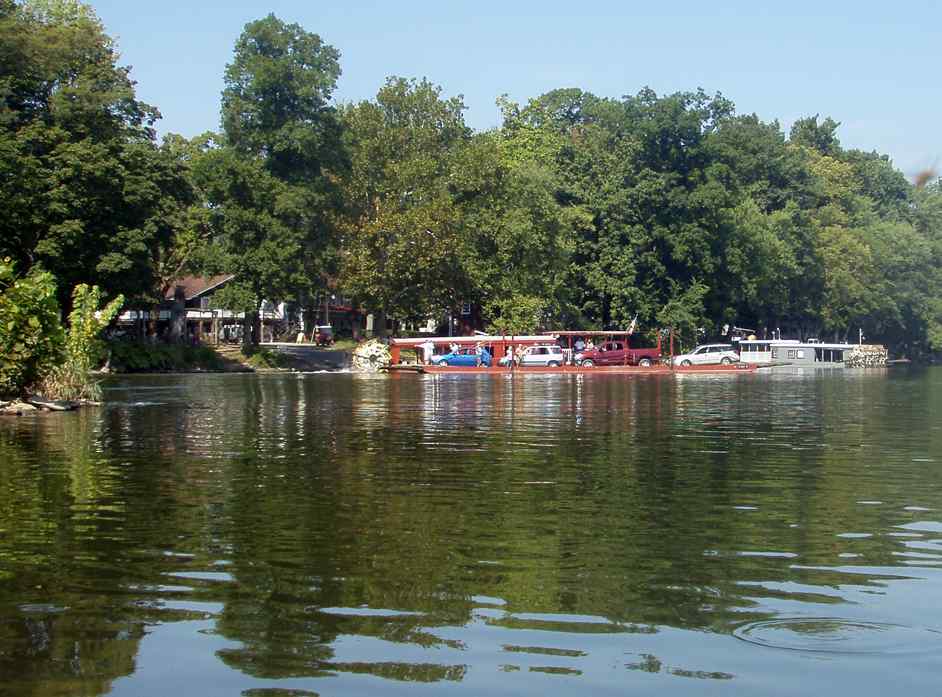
338,77,471,332
221,13,342,183
205,14,344,344
789,115,841,156
450,128,576,335
0,1,192,308
192,145,308,343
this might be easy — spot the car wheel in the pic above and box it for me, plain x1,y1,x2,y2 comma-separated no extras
639,358,652,367
547,360,560,367
581,359,594,368
440,360,449,367
720,356,732,365
680,359,692,367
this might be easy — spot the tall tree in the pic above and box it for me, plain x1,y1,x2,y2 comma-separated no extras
208,14,344,342
338,77,470,332
0,0,192,308
450,129,576,334
221,13,342,183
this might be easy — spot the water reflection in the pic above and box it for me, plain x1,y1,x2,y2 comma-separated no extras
1,369,941,695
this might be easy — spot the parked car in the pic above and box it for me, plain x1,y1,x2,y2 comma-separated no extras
672,343,739,367
499,344,565,367
575,340,660,367
431,347,492,367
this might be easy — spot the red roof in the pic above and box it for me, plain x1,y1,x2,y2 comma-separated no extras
165,275,234,301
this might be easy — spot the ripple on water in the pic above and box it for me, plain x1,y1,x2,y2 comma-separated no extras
733,618,942,655
897,521,942,533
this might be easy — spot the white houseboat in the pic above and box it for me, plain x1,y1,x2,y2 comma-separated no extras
737,338,857,367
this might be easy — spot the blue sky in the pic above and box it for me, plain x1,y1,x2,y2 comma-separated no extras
90,0,939,178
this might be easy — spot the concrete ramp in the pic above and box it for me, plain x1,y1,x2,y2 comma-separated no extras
261,343,352,371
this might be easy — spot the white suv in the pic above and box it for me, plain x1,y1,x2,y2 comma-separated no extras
672,344,739,367
499,344,565,367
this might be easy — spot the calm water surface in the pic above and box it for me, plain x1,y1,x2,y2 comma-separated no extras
1,368,942,695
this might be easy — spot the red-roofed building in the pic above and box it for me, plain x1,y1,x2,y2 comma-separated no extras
164,275,235,306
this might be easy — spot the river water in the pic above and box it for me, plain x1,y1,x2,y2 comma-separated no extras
1,368,941,696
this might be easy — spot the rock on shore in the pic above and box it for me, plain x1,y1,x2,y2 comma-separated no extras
0,398,81,415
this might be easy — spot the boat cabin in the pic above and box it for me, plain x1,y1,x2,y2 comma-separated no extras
737,339,854,366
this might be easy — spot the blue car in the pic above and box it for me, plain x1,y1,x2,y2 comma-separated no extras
431,347,492,367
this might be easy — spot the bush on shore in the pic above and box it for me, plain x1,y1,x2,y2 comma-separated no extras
37,285,123,401
0,260,64,398
106,341,226,373
240,346,289,369
1,260,122,401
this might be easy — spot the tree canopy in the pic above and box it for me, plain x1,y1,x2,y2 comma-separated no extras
0,0,192,309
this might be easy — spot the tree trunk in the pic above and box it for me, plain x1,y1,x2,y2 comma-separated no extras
302,305,314,336
169,287,186,344
242,310,258,349
148,305,160,343
373,308,387,338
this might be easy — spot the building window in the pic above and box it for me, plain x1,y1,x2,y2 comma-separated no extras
460,302,472,316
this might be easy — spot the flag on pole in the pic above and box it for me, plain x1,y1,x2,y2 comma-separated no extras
627,315,638,335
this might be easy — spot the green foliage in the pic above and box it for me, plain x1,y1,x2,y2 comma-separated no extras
184,15,346,345
38,283,123,400
656,280,710,346
66,285,124,374
338,78,471,327
221,13,342,183
240,346,289,370
485,296,547,336
789,115,842,156
106,341,225,372
0,1,193,309
0,259,64,397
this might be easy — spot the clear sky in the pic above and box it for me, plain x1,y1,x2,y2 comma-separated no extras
89,0,939,178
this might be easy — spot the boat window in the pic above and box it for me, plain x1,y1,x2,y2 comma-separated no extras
796,349,805,359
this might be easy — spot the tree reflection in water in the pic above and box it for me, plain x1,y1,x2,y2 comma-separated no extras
1,370,941,695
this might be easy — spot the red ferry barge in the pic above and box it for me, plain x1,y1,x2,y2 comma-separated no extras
388,332,756,375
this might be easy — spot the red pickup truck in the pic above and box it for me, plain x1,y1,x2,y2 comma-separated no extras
575,339,661,367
